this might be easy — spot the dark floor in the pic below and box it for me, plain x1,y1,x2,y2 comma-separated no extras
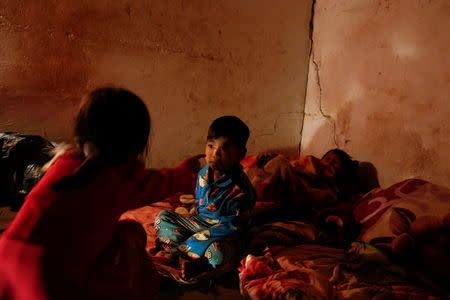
0,205,17,235
0,205,243,299
155,270,243,299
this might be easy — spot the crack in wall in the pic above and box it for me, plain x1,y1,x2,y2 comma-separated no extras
298,111,305,155
299,0,316,154
311,56,338,148
302,0,339,151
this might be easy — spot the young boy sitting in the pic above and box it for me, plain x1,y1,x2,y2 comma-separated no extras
155,116,256,280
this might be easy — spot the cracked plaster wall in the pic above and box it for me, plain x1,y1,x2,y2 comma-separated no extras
0,0,312,168
302,0,450,187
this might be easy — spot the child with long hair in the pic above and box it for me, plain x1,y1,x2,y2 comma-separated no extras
0,87,203,299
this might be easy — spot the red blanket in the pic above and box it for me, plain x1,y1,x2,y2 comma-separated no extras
238,244,443,299
243,154,344,219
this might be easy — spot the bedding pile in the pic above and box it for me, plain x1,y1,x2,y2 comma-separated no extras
236,153,450,299
120,153,449,299
4,136,447,299
241,154,345,215
238,243,442,299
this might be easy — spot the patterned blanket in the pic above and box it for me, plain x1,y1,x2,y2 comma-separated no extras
119,157,449,297
238,244,443,299
117,153,357,285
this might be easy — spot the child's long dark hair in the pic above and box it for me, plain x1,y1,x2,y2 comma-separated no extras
52,87,150,191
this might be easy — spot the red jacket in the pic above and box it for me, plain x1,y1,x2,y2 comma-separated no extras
0,151,194,299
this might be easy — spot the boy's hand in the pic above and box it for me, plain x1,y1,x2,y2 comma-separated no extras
181,154,205,173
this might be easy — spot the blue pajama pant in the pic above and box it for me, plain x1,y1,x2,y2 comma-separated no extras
155,210,238,268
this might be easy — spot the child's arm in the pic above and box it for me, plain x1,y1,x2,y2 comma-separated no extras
182,191,254,258
133,154,204,207
181,182,256,258
208,189,256,238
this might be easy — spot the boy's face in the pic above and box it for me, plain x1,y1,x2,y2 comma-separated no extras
205,136,245,173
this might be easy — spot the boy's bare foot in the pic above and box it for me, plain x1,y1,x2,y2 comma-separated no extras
179,256,213,280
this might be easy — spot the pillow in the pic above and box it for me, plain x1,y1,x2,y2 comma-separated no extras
353,179,450,260
353,179,450,247
352,178,450,283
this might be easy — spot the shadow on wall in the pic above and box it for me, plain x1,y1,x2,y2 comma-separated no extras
357,161,379,193
301,0,449,188
259,146,299,160
300,94,445,188
299,105,381,193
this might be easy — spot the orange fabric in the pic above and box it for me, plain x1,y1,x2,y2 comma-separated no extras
243,154,340,210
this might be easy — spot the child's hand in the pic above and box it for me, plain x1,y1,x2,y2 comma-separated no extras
325,215,344,232
181,154,205,173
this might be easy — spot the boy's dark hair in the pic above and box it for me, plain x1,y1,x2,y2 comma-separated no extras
207,116,249,149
